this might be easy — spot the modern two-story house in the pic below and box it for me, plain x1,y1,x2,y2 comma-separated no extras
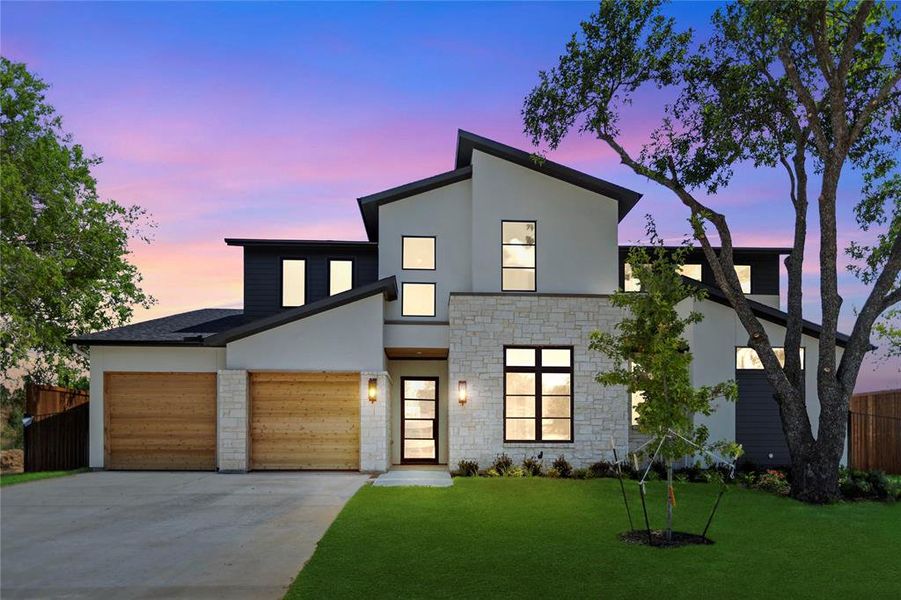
71,130,848,473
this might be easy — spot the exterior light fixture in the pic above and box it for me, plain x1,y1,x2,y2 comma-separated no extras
458,381,468,406
368,378,378,403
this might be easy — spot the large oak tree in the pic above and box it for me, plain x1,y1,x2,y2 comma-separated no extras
1,58,154,386
524,0,899,502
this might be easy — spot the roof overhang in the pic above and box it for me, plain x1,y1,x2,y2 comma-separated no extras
204,276,398,346
357,166,473,242
225,238,376,249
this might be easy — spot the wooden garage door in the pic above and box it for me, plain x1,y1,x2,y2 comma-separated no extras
250,372,360,470
104,372,217,470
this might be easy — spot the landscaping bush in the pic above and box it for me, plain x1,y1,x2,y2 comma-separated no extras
552,455,572,478
840,469,899,501
491,453,514,475
522,455,543,477
572,467,589,480
588,460,617,478
457,459,479,477
754,469,790,496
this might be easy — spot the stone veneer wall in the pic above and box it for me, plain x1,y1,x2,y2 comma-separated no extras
360,372,391,472
448,294,630,469
217,369,249,472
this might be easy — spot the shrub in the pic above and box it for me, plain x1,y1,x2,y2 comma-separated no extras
522,455,543,477
552,455,573,478
491,453,514,475
754,469,790,496
546,467,560,478
457,459,479,477
840,469,897,501
572,467,589,480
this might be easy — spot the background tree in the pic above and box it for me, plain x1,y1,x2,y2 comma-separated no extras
524,0,899,503
591,218,738,540
1,58,154,387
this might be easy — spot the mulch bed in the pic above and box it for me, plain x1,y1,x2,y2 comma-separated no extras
619,529,714,548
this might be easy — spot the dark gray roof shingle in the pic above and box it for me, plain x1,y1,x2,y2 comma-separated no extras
68,308,245,346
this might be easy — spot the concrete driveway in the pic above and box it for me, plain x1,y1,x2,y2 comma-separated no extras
1,471,370,599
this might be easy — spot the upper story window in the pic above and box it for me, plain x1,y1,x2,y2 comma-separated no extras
679,264,702,281
734,265,751,293
329,259,353,295
402,282,436,317
736,346,805,370
402,236,436,270
282,259,306,307
504,346,573,442
502,221,536,291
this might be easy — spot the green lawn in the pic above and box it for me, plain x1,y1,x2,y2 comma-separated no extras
0,468,87,487
288,478,901,599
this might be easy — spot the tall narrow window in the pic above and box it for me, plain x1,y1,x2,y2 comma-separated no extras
623,263,640,291
329,259,353,295
502,221,536,291
282,259,306,307
734,265,752,293
402,236,436,270
504,346,573,442
402,282,436,317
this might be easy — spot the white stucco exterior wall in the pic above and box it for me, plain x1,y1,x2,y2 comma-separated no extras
689,297,847,463
378,179,472,322
88,346,226,469
470,150,620,294
226,294,386,372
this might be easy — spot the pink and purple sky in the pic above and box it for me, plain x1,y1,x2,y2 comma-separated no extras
2,1,897,391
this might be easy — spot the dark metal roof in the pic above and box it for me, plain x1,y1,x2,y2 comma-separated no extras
357,166,473,242
455,130,642,221
68,309,246,346
203,276,398,346
686,278,854,347
225,238,377,249
356,130,643,242
619,245,794,255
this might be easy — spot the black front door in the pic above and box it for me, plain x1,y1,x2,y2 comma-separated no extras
401,377,438,464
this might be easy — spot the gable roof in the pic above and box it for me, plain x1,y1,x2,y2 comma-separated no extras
357,130,642,241
203,276,397,346
67,308,246,346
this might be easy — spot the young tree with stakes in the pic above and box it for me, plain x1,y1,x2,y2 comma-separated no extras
590,219,739,542
524,0,900,503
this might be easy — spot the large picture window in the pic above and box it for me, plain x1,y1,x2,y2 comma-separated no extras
504,346,573,442
281,259,306,307
502,221,536,291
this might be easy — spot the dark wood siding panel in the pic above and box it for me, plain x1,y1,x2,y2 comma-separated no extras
243,246,378,319
735,370,804,468
617,248,782,295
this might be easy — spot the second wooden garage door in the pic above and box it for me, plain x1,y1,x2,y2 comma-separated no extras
105,372,217,470
250,372,360,470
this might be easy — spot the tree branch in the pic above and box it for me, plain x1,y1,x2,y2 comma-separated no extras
848,71,901,147
779,42,830,155
837,1,874,82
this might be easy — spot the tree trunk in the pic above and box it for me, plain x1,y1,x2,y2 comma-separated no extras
666,460,673,541
786,383,848,503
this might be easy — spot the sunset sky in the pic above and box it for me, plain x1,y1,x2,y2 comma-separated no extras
2,1,897,391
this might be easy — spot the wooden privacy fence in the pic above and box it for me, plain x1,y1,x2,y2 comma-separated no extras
24,384,90,472
849,389,901,475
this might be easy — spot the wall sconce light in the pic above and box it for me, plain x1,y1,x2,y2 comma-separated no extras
458,381,468,406
368,378,378,403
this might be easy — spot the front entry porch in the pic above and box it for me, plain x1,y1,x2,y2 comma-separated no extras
387,359,449,467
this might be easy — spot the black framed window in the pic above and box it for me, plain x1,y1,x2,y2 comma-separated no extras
281,259,306,307
502,221,536,291
329,259,354,295
402,236,436,270
504,346,573,442
401,282,436,317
